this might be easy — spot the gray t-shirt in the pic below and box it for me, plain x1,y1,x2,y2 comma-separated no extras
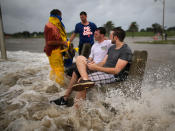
104,44,132,68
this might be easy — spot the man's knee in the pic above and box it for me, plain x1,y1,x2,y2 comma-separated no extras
76,55,87,64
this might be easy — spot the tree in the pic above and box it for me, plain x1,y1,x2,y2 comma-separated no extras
103,21,115,36
167,26,175,31
140,29,145,32
146,27,153,32
128,22,139,32
128,22,139,37
152,23,162,33
31,32,38,37
22,31,30,38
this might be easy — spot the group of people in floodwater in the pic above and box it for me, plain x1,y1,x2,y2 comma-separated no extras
44,9,132,107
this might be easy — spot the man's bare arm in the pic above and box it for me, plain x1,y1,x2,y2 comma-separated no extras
69,33,77,43
96,55,108,67
88,59,128,74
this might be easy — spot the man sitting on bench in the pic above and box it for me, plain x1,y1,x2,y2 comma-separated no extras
50,27,112,106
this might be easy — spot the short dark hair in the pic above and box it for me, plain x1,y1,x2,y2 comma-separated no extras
80,11,87,16
96,27,106,35
113,27,125,42
50,9,61,16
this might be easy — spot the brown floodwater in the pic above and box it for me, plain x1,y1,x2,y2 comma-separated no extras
0,37,175,131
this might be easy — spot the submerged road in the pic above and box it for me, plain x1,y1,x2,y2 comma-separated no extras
4,37,175,68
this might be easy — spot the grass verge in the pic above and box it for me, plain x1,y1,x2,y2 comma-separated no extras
134,40,175,44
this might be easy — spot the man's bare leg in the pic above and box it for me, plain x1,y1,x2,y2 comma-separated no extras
64,72,78,100
73,56,93,107
76,56,89,80
74,89,87,108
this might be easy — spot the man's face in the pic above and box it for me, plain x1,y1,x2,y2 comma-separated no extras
80,15,87,22
110,31,116,44
94,30,101,41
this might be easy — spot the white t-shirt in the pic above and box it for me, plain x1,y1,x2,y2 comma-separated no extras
89,40,113,64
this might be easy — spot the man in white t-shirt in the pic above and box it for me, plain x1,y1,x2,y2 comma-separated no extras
88,39,112,64
50,27,112,106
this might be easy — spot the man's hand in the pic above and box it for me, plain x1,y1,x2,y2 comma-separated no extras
87,62,98,71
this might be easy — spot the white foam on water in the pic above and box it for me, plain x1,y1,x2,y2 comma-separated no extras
0,51,175,131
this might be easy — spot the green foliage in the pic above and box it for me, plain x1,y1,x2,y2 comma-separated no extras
135,40,175,44
167,31,175,36
128,22,139,32
167,26,175,31
103,21,115,36
67,31,74,38
126,32,155,37
127,22,139,37
5,31,44,38
146,27,154,32
126,31,175,37
4,20,175,38
152,23,162,33
140,29,146,32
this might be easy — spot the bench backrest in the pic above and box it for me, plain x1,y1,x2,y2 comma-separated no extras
128,50,148,81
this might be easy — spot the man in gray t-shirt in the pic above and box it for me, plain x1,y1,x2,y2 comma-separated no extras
104,44,132,68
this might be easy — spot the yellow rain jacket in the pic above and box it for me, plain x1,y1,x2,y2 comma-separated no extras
47,15,69,85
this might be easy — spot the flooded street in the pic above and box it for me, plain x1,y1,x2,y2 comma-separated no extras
5,37,175,68
0,37,175,130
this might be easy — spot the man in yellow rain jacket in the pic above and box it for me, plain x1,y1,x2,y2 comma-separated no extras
44,9,69,85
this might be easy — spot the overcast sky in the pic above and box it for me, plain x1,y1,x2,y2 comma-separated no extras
1,0,175,34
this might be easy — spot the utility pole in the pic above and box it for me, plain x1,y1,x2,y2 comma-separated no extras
162,0,165,40
154,0,166,40
0,3,7,60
